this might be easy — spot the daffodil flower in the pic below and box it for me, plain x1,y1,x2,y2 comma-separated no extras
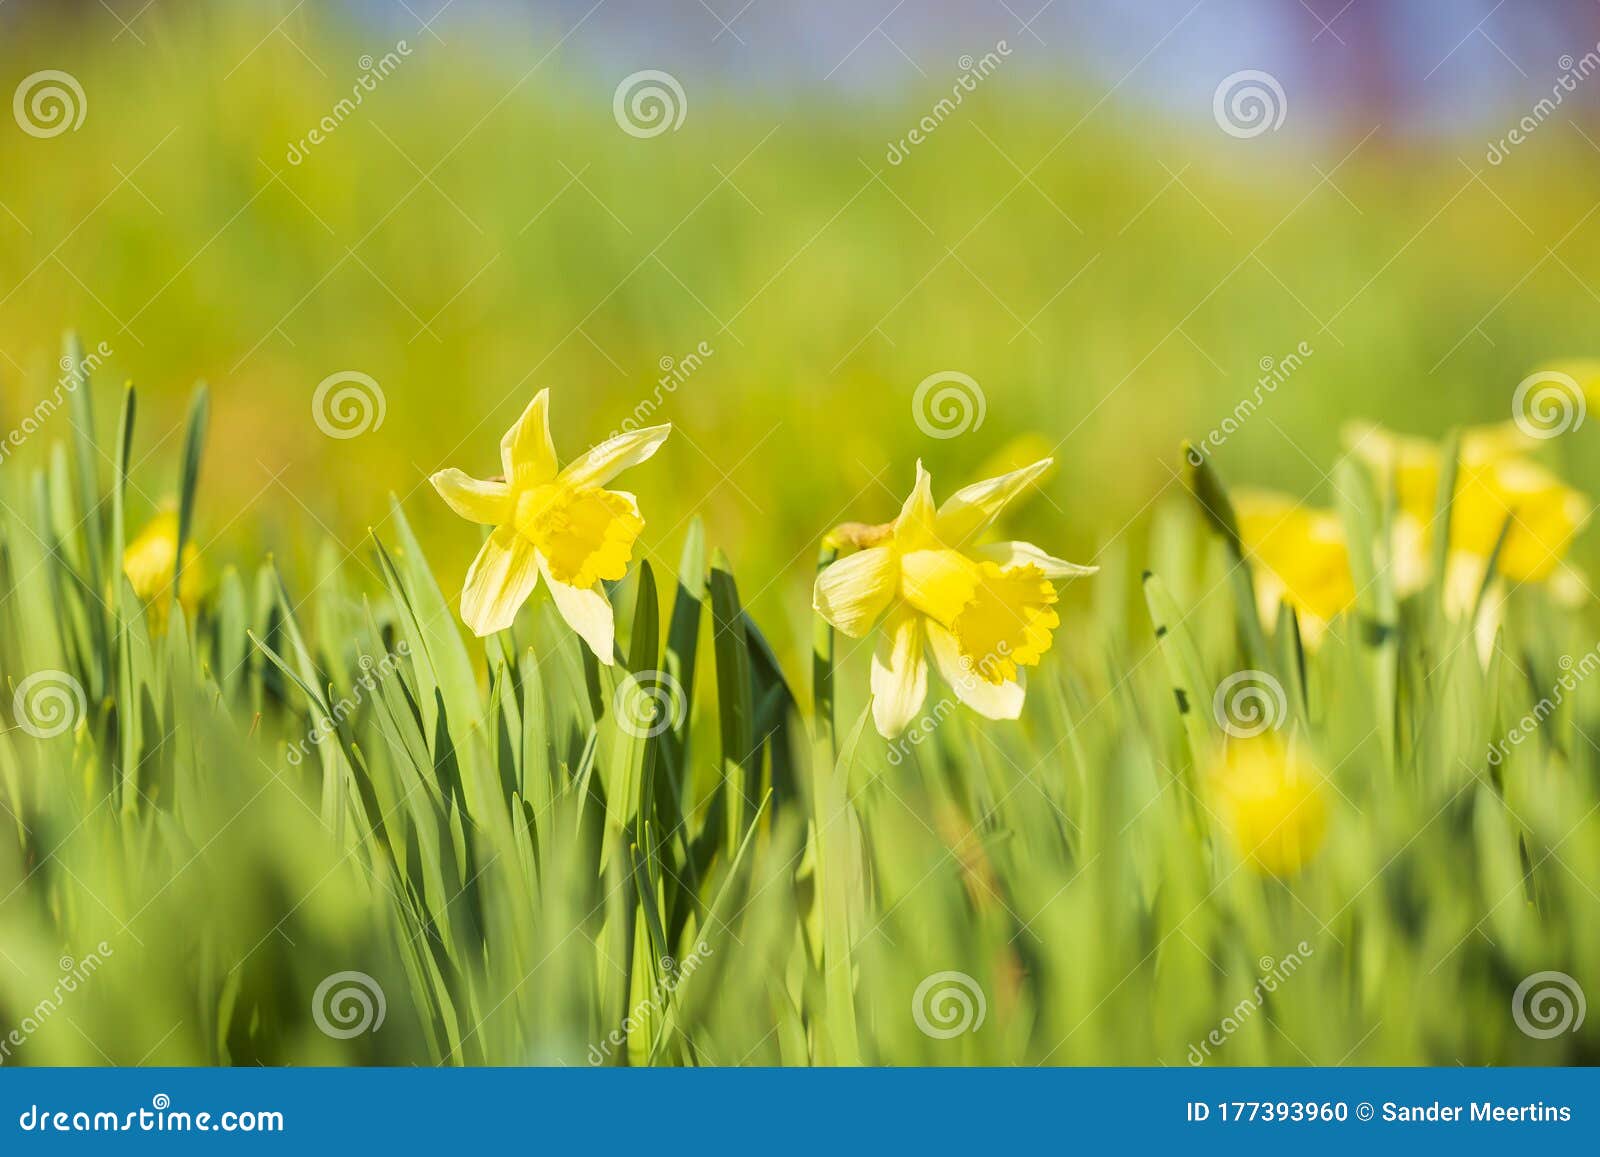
1206,737,1326,877
813,458,1096,739
430,389,669,659
123,509,206,626
1233,488,1356,646
1344,420,1590,591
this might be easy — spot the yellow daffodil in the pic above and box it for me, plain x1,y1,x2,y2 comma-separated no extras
430,389,669,659
1206,737,1326,877
123,510,205,623
1344,421,1589,585
813,458,1096,738
1233,489,1356,646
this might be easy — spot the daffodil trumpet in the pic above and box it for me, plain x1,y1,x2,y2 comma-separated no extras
813,458,1096,739
431,389,669,662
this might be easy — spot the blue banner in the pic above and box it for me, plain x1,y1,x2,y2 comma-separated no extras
0,1067,1594,1152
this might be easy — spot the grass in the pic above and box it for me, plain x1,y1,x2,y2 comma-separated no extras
0,336,1596,1066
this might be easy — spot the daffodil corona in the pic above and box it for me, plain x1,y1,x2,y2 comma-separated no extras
814,459,1096,738
431,389,669,660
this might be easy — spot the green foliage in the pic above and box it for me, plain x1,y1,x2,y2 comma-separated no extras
1,341,1597,1067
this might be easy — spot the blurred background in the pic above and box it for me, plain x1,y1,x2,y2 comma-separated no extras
4,0,1600,655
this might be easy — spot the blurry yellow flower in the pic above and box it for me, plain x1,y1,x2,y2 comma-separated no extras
1206,737,1327,877
431,389,669,659
1343,420,1589,585
1233,489,1355,645
123,510,205,617
814,459,1095,738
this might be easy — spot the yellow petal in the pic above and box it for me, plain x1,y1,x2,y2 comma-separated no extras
945,562,1058,682
515,484,643,588
812,546,898,638
869,609,928,738
973,541,1096,579
926,623,1025,720
460,526,540,636
1206,738,1326,877
540,555,616,664
431,468,512,525
935,458,1053,546
1454,456,1590,581
1234,488,1356,631
894,460,940,550
501,390,559,488
899,548,979,625
560,423,671,490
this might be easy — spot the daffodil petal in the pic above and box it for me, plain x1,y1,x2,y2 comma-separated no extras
501,389,559,488
813,546,898,637
460,526,540,636
895,460,940,550
540,555,616,664
560,424,671,490
926,622,1025,720
936,458,1053,546
973,541,1097,578
431,468,512,525
870,609,928,738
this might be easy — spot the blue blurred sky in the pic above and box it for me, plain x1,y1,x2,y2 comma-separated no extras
338,0,1600,136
